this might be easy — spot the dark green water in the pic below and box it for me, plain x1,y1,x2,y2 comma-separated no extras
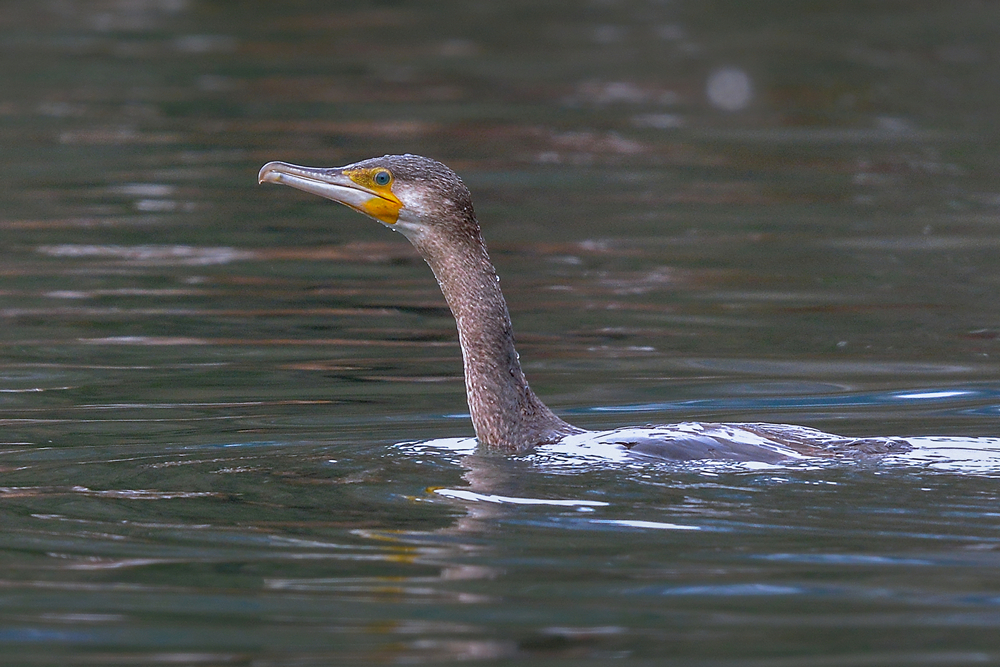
3,1,1000,664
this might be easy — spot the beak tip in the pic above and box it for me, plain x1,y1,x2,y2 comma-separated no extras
258,161,285,185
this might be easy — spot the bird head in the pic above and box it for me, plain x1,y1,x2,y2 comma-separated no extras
258,154,477,243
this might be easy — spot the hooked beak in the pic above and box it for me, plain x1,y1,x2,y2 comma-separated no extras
258,161,402,225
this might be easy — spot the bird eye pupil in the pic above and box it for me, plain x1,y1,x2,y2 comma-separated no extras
374,171,390,185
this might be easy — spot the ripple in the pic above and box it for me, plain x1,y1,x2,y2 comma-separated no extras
590,519,700,531
883,437,1000,474
580,384,1000,414
403,429,1000,475
0,486,222,500
759,553,934,566
433,488,609,507
36,245,254,265
632,583,805,597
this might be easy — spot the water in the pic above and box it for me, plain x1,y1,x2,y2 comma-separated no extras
3,1,1000,664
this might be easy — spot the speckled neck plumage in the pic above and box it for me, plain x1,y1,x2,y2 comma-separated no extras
410,202,581,452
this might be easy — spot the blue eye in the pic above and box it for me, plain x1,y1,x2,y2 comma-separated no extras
374,170,391,186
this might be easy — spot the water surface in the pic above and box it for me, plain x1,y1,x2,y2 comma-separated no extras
2,1,1000,664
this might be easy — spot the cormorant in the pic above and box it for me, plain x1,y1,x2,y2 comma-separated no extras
259,154,907,462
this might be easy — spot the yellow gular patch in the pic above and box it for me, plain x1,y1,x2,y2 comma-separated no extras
343,168,403,224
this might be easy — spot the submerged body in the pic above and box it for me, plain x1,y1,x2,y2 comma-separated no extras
259,154,907,461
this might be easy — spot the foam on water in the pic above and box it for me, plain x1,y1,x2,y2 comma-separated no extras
882,436,1000,474
399,429,1000,475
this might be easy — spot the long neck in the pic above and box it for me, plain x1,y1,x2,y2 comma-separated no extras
417,230,579,452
